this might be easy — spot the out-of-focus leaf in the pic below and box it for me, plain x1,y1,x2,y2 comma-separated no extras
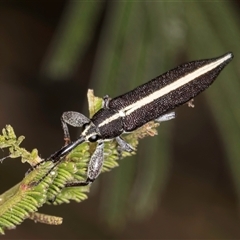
185,1,240,199
40,1,104,81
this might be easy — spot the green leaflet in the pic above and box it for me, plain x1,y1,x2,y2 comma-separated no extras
0,90,160,234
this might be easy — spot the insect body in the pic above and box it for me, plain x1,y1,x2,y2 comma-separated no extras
30,52,233,187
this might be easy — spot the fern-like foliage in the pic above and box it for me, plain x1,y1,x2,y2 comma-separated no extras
0,90,161,234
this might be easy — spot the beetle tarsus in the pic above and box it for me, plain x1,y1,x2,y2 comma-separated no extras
65,177,93,187
116,136,135,153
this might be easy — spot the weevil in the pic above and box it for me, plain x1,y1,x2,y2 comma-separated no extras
28,52,233,187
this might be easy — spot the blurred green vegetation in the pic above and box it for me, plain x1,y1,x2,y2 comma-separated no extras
40,0,240,230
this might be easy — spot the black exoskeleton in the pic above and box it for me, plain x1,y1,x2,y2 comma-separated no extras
27,52,233,187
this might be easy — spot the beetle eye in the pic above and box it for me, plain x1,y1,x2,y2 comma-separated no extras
88,135,99,142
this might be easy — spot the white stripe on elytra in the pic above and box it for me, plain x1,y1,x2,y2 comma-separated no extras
99,53,232,128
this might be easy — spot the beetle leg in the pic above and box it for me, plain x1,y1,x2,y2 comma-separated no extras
116,136,135,153
102,95,110,108
65,141,104,187
155,112,175,123
61,111,90,145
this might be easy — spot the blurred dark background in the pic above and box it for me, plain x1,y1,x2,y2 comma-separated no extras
0,1,240,239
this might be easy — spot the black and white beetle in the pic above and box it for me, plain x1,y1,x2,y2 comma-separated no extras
29,52,233,187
